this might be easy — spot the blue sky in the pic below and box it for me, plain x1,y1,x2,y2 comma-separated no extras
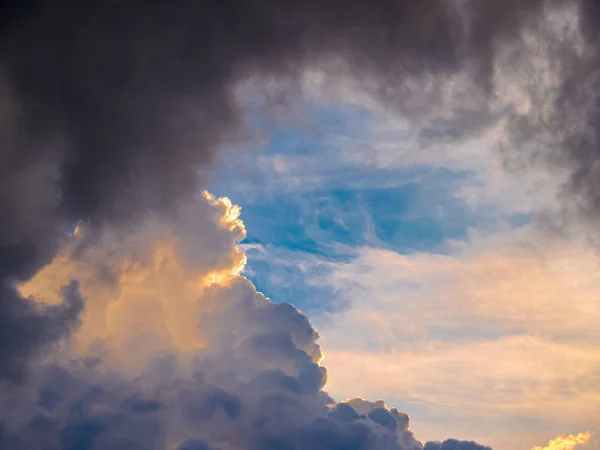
208,105,530,315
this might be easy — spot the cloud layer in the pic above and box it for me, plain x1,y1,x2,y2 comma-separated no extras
317,228,599,448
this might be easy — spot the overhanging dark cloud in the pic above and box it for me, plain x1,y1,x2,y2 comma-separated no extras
0,0,559,226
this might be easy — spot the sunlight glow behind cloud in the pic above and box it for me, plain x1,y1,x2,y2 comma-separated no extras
532,433,592,450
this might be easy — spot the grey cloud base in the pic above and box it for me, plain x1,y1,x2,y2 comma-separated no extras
0,280,483,450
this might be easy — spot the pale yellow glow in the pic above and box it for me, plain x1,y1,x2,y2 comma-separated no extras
532,432,592,450
203,190,246,235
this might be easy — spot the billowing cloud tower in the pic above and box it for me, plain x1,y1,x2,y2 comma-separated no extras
5,192,478,450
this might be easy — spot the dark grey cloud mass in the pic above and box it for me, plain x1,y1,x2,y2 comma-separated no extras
1,0,599,448
424,440,492,450
0,267,471,450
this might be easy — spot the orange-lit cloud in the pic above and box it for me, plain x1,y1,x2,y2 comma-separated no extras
18,192,247,370
532,432,592,450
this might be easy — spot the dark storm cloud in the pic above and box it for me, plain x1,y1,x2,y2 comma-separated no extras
0,0,553,227
550,0,600,224
0,0,545,223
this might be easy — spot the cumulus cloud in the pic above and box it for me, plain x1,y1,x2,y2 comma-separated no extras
0,192,490,449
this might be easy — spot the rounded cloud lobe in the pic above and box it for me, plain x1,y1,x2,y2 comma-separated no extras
0,193,487,450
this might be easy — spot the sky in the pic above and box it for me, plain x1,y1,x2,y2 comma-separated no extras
1,1,600,450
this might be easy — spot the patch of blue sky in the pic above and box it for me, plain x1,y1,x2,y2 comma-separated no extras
208,101,531,313
241,244,350,314
214,171,509,257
